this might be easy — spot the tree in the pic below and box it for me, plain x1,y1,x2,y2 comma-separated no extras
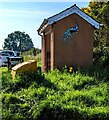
3,31,34,52
89,1,109,47
82,1,109,47
81,7,90,15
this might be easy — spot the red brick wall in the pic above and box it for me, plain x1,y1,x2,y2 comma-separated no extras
53,13,94,69
42,33,51,71
41,33,46,72
50,31,55,70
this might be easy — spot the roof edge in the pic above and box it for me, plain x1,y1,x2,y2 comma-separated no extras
38,4,102,34
37,19,48,33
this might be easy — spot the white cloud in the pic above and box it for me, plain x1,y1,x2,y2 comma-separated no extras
0,0,91,2
0,8,48,17
0,9,47,14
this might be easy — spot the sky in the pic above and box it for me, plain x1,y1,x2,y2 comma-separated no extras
0,1,90,50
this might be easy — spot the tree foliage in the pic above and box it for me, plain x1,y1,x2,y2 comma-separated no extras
82,1,109,48
81,7,91,14
3,31,34,52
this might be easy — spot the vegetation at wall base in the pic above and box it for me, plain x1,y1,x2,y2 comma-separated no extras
1,63,109,120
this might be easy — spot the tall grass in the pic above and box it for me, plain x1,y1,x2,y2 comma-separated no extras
1,66,109,120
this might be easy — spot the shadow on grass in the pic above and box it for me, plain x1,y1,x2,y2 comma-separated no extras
5,67,58,92
37,107,109,120
35,69,58,91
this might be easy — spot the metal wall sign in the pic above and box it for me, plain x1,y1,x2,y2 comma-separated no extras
63,23,79,44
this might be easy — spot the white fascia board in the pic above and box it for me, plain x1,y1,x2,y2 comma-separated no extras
48,6,77,25
47,6,100,29
39,23,48,34
76,8,100,29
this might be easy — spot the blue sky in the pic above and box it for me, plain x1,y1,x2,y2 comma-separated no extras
0,1,89,49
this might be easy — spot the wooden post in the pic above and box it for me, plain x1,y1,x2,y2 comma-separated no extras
7,57,11,70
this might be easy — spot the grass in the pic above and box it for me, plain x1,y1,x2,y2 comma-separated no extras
1,65,109,120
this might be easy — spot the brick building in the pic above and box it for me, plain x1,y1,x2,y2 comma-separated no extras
37,4,101,72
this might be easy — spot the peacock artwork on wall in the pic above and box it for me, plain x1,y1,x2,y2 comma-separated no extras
63,23,79,44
